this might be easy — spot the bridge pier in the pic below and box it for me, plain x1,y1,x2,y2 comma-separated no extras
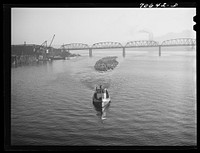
159,45,161,56
122,47,126,57
89,48,92,57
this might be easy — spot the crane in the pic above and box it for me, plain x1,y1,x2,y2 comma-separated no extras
47,34,55,57
35,40,47,54
33,40,48,60
35,35,55,60
49,34,55,48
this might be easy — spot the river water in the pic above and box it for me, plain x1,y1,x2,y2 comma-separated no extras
11,49,196,146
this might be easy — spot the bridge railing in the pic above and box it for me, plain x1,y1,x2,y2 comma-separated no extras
125,40,159,47
161,38,196,46
62,43,89,50
60,38,196,50
92,42,123,49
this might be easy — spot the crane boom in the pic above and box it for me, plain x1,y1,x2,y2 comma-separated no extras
49,34,55,47
37,40,47,51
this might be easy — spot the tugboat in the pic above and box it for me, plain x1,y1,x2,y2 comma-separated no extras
93,85,111,108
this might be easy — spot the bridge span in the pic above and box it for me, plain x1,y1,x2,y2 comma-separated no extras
61,38,196,57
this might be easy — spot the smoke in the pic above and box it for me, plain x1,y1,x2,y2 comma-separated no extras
127,27,154,41
139,30,150,33
139,30,153,40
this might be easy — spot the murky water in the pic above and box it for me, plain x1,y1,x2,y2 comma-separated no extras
11,50,196,146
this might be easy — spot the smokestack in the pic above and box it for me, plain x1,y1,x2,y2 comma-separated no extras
139,30,153,40
149,33,153,40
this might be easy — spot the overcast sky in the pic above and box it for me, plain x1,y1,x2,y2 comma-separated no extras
11,8,196,46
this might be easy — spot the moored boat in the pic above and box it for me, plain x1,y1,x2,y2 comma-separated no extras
49,56,65,60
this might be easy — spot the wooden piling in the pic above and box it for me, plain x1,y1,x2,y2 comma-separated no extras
123,47,126,57
89,48,92,57
159,46,161,56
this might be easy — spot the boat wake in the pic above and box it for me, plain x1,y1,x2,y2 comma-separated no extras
70,63,113,91
69,56,124,91
80,72,112,90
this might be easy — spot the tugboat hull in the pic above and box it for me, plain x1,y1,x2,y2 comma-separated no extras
93,86,111,108
93,94,111,108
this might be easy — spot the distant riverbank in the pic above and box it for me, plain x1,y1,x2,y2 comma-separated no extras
11,52,81,67
94,56,119,72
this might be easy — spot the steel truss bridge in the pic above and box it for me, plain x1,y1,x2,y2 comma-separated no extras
61,38,196,57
